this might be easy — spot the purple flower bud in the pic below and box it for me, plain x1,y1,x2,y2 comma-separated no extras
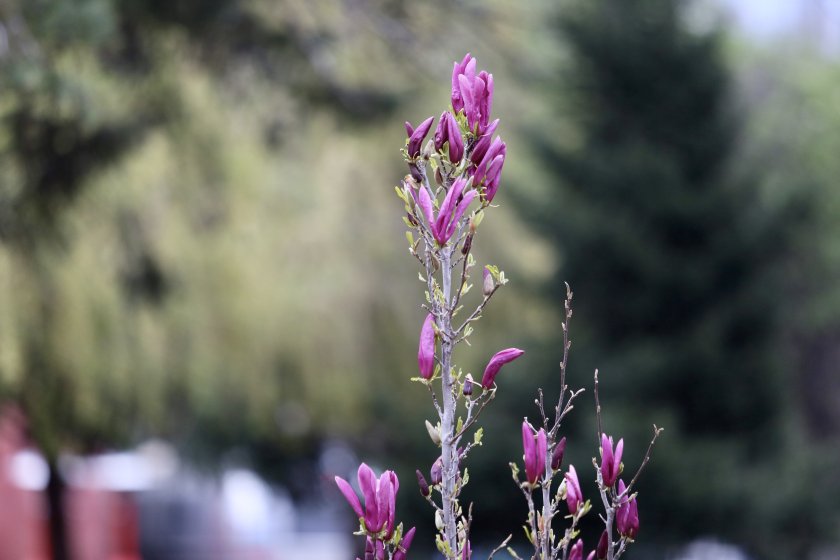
569,539,584,560
375,539,385,560
431,178,475,245
418,313,436,379
451,54,494,133
596,530,608,560
433,112,465,164
463,374,474,396
416,469,430,497
480,347,525,388
551,436,567,471
380,470,399,539
434,111,448,151
565,465,583,514
406,116,434,158
482,266,494,296
470,120,499,164
600,433,623,488
483,154,505,202
446,113,464,163
451,54,474,114
430,457,442,486
478,70,493,132
338,464,401,536
412,185,435,229
472,137,506,201
393,527,416,560
459,73,485,133
616,479,639,539
522,422,547,485
358,463,381,532
587,553,596,560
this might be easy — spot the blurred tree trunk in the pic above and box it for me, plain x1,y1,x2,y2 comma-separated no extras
46,458,68,560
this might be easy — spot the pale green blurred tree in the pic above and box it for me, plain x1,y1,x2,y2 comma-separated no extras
0,1,559,557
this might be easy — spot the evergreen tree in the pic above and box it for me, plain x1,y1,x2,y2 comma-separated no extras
521,1,813,556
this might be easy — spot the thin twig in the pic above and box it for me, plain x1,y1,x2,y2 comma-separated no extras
594,369,603,443
618,425,664,499
487,535,513,560
454,286,499,334
553,283,574,429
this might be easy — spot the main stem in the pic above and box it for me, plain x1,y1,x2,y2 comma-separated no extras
540,465,552,559
439,246,459,558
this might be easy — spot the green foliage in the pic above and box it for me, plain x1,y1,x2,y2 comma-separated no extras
518,0,822,557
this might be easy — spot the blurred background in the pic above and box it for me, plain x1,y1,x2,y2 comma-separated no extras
0,0,839,558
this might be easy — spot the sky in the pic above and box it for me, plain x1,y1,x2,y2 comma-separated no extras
716,0,840,52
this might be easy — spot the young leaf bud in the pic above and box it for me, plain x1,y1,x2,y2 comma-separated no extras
430,457,443,486
482,266,494,296
425,420,441,446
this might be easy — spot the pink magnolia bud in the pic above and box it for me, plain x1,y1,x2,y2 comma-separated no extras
596,530,608,560
480,348,525,388
551,436,567,471
393,527,416,560
472,137,506,202
432,178,475,245
445,112,464,163
451,54,494,134
406,117,434,158
616,479,640,539
417,314,436,379
416,469,430,497
451,54,473,113
600,433,623,488
434,112,464,163
470,119,499,164
522,421,547,485
565,465,583,514
463,374,474,396
434,111,448,151
569,539,584,560
477,70,493,132
380,470,399,539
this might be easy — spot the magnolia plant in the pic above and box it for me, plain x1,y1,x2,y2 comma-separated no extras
334,54,662,560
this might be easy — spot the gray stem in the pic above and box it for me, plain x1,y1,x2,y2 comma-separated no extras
439,246,459,558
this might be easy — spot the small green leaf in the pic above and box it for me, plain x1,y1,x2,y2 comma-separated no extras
474,427,484,445
472,209,484,228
